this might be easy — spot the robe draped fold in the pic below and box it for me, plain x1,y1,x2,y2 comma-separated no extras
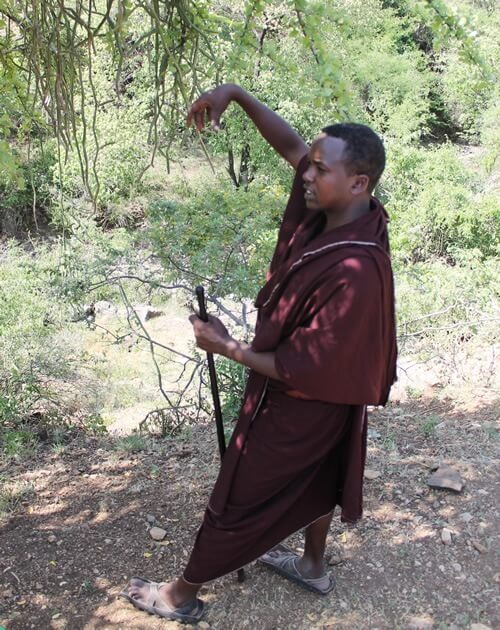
183,156,397,584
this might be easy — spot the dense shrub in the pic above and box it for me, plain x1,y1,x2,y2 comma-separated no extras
383,143,499,262
0,146,55,235
0,238,120,454
147,178,288,299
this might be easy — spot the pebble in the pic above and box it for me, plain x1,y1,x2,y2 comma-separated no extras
451,562,462,572
470,624,492,630
198,623,210,629
427,464,464,492
48,535,57,543
407,616,434,629
149,526,167,541
364,468,381,480
459,512,473,523
104,538,112,544
327,554,343,566
471,539,488,554
146,514,156,524
441,528,452,545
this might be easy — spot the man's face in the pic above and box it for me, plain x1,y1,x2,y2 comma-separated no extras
302,135,365,211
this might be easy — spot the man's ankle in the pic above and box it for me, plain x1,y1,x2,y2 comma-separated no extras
159,581,194,608
296,556,325,578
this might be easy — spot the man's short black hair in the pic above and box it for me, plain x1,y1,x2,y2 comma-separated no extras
321,123,385,193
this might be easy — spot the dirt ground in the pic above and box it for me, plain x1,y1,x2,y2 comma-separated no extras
0,396,498,630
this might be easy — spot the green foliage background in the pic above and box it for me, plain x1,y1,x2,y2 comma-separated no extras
0,0,498,453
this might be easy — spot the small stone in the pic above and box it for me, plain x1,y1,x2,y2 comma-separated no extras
477,489,488,495
427,465,464,492
129,481,147,494
134,305,164,324
98,499,110,512
470,624,492,630
471,539,488,554
198,623,210,630
407,616,434,629
149,527,167,541
441,528,452,545
459,512,473,523
327,554,344,566
146,514,156,524
451,562,462,572
364,468,381,480
48,535,57,543
104,538,112,544
35,583,43,590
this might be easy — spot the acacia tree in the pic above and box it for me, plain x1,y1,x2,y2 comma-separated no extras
1,0,487,206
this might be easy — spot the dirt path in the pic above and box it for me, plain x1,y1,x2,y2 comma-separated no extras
1,398,498,629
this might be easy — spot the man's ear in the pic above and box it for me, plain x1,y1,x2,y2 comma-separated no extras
351,174,370,195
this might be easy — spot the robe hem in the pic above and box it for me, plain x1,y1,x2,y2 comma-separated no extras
182,508,339,586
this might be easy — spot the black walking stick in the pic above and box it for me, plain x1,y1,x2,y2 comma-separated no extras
195,285,245,583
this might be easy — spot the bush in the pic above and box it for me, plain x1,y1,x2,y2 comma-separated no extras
147,177,288,299
0,145,55,235
0,241,106,453
383,143,499,262
395,255,498,378
53,105,151,216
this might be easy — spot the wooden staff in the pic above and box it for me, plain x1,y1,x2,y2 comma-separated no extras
195,285,245,582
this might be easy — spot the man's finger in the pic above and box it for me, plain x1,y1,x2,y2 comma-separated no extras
195,108,205,132
209,107,221,131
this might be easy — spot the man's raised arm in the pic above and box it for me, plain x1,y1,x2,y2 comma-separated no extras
187,83,308,169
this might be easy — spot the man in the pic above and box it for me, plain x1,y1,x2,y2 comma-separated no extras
121,83,397,624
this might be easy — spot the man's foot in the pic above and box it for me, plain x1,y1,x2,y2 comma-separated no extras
295,555,327,579
258,545,335,595
120,576,205,624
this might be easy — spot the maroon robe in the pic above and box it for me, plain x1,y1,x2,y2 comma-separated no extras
183,157,397,584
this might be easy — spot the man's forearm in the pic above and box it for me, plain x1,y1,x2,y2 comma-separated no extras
223,338,280,381
230,85,307,169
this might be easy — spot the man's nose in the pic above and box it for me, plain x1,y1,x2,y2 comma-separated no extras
303,167,314,182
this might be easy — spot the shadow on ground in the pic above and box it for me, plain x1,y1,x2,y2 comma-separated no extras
0,396,498,629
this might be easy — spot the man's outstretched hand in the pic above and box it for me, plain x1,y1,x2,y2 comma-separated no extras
187,84,238,132
187,83,306,168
